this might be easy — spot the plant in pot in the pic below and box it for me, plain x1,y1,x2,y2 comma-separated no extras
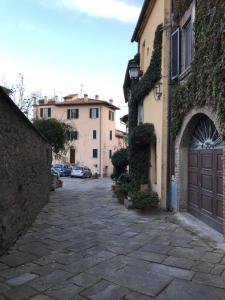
114,183,131,205
130,191,159,213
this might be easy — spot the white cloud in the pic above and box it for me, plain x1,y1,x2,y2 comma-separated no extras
36,0,141,22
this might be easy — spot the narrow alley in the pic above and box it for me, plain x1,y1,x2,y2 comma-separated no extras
0,178,225,300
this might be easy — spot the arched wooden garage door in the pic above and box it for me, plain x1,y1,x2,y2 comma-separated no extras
188,117,223,233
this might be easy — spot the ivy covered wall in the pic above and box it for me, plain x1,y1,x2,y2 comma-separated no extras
129,24,163,184
172,0,225,138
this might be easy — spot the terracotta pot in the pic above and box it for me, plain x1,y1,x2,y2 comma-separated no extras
112,184,117,191
138,206,153,214
117,197,124,204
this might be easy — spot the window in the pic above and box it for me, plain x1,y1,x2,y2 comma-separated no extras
40,108,51,118
90,108,99,119
109,150,112,158
171,28,180,79
93,149,98,158
69,131,78,141
109,111,114,121
93,130,97,139
141,40,145,70
109,130,112,140
183,19,193,69
67,109,79,119
171,1,195,78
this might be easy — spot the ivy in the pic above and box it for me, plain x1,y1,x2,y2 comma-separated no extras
128,23,163,186
129,123,155,185
172,0,225,139
131,24,163,107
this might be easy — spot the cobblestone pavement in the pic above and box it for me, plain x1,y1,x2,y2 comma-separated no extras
1,178,225,300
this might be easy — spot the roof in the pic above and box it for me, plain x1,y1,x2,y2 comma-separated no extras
131,0,155,42
115,129,126,137
63,94,78,99
36,98,119,110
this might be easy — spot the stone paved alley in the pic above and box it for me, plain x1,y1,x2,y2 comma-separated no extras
1,178,225,300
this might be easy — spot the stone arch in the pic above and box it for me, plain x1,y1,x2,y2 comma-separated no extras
174,107,223,211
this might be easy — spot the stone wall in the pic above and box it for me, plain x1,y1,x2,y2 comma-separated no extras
0,88,52,254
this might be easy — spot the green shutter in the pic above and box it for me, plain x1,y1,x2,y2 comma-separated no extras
96,108,99,118
76,109,79,118
48,108,51,117
67,109,70,119
40,108,43,117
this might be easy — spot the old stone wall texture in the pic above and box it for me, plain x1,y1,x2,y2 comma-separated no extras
0,88,52,254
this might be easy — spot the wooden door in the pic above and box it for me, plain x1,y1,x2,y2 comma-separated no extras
70,148,75,164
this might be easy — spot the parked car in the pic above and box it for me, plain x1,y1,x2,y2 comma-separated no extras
53,164,72,177
71,166,92,178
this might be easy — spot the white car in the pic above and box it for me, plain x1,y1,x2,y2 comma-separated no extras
71,166,92,178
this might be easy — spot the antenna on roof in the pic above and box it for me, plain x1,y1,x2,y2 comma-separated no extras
80,83,84,98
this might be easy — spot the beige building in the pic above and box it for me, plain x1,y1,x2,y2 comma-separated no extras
33,93,120,176
124,0,170,208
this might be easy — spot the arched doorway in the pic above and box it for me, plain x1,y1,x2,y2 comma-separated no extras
188,116,223,232
175,108,224,234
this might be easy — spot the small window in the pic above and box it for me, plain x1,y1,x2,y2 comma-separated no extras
93,130,97,139
41,107,51,118
69,131,78,140
171,28,180,79
183,19,193,69
90,108,99,119
109,130,112,140
109,111,114,121
93,149,98,158
67,109,79,119
109,150,112,158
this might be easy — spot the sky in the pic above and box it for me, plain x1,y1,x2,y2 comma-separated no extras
0,0,143,129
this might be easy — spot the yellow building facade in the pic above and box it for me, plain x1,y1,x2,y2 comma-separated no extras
126,0,170,208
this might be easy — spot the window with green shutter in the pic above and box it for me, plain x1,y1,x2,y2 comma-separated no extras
93,130,97,139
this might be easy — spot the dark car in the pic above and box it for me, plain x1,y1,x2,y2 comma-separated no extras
71,166,92,178
53,164,72,177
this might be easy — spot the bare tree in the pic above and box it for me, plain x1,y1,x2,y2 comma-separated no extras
11,73,34,117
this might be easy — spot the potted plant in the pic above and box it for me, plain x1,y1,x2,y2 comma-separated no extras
130,191,159,213
114,183,131,204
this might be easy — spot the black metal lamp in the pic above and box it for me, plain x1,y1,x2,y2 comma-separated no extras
128,61,140,79
154,83,162,100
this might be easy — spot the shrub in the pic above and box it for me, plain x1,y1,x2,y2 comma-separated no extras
131,191,159,209
111,149,128,180
115,183,134,198
117,173,132,185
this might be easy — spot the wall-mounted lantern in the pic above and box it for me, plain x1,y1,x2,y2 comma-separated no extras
154,83,162,100
128,61,140,79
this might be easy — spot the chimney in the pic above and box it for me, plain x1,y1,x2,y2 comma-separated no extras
109,99,113,104
32,96,37,105
95,94,99,100
84,93,88,102
44,96,48,104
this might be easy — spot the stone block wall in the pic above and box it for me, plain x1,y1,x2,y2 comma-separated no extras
0,88,52,254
